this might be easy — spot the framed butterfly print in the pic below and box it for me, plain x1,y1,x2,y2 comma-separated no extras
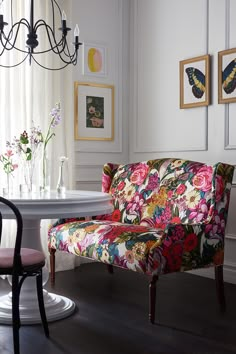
218,48,236,104
179,54,210,109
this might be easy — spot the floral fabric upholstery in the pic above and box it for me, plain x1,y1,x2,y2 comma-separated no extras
48,159,234,276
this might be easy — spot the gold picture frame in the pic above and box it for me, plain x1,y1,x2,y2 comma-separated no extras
218,48,236,104
179,54,210,109
74,82,114,140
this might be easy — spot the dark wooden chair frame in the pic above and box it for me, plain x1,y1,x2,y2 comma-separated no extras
49,248,225,324
0,196,49,354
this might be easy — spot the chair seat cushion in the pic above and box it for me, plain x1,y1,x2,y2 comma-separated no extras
49,219,226,275
0,248,45,269
48,220,166,275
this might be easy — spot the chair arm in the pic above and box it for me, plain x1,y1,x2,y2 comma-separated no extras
165,220,223,242
154,221,225,274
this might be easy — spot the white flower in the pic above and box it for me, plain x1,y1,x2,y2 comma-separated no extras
59,156,68,163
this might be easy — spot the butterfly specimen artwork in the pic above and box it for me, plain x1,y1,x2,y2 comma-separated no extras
218,48,236,104
185,67,205,99
180,54,210,109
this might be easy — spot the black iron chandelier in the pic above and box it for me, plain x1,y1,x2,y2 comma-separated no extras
0,0,82,70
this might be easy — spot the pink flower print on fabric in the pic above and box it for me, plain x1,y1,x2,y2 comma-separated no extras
127,193,145,214
102,173,111,193
130,163,149,185
215,175,224,203
192,166,213,192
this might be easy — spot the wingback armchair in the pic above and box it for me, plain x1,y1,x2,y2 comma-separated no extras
48,158,234,323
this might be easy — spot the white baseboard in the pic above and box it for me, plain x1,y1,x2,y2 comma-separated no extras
188,261,236,284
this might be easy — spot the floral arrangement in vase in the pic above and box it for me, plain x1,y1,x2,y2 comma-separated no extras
4,102,61,193
0,149,18,193
41,102,61,190
7,126,43,192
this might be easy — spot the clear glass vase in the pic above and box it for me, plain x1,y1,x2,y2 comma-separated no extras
56,161,66,194
23,159,35,193
40,150,51,192
3,173,13,195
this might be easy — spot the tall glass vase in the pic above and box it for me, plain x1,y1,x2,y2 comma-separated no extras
23,159,35,193
41,149,51,192
3,173,13,195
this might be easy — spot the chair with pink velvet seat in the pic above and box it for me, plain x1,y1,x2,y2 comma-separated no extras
0,196,49,354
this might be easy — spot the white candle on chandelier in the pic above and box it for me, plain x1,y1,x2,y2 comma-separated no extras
74,24,80,38
62,10,67,21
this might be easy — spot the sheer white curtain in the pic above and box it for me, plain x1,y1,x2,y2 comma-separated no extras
0,0,78,272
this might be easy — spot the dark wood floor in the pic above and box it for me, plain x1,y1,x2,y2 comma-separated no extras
1,262,236,354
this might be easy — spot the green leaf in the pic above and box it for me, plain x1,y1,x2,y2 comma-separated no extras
20,136,29,144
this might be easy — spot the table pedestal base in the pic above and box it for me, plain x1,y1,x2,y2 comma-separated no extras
0,290,76,324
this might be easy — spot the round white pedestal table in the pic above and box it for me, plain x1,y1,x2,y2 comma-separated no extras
0,189,112,324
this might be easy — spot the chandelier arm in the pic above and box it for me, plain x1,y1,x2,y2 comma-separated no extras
26,24,77,65
34,20,66,54
1,19,30,53
5,0,14,41
52,0,62,18
61,39,77,59
49,46,77,65
50,0,62,34
51,0,55,33
33,22,79,64
0,52,29,67
31,54,70,71
52,40,78,64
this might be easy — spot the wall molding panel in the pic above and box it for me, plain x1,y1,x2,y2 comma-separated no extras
72,0,130,194
224,0,236,150
131,0,209,155
75,164,104,183
74,0,124,154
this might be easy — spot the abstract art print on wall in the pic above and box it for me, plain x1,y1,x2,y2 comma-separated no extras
218,48,236,104
83,43,107,77
179,54,210,109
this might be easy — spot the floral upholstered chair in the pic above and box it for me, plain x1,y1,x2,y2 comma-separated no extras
48,158,234,323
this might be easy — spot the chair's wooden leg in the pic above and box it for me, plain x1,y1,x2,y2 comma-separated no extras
36,270,49,338
107,264,114,274
12,275,20,354
49,248,56,286
215,265,226,312
149,275,158,324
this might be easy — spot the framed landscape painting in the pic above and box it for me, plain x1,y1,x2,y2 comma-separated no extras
218,48,236,104
74,82,114,141
179,54,210,109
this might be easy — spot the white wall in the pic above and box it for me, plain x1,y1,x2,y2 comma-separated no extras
71,0,236,283
71,0,130,191
129,0,236,283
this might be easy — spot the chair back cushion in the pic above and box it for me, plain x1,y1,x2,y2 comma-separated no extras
101,159,234,231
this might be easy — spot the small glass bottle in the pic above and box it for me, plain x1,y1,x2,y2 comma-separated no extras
56,156,68,194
